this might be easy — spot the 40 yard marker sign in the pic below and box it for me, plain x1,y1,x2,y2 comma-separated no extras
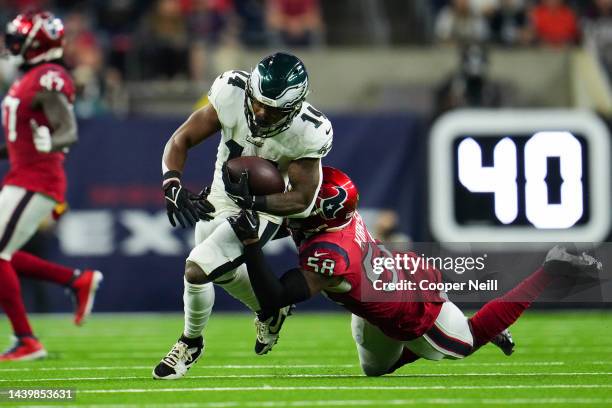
429,109,611,242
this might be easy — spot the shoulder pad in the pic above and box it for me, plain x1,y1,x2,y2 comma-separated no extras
296,103,333,159
30,65,75,102
208,70,249,125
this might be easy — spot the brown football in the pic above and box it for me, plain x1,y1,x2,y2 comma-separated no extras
226,156,285,195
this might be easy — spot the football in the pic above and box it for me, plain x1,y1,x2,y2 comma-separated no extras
226,156,286,195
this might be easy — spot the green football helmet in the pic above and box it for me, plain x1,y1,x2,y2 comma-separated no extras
245,52,309,138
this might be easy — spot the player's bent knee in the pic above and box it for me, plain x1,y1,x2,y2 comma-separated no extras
184,261,210,284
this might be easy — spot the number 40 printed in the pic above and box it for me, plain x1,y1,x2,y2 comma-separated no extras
458,132,583,229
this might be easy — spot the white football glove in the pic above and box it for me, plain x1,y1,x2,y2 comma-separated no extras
30,119,52,153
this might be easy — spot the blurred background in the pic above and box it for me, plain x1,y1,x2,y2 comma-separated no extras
1,0,611,312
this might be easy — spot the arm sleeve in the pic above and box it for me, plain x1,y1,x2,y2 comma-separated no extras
243,243,312,311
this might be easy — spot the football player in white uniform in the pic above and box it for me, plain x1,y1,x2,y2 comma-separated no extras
153,53,333,379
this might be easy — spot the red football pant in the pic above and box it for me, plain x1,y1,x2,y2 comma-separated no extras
0,259,33,337
0,252,75,337
469,267,554,349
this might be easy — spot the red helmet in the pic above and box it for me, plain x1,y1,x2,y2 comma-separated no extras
4,11,64,65
292,166,359,233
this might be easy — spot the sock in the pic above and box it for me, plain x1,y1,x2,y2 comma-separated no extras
469,267,554,348
387,347,420,374
11,251,75,285
180,333,203,348
183,278,214,339
0,259,33,337
215,265,261,312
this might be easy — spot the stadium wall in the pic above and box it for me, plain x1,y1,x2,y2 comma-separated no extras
1,114,428,312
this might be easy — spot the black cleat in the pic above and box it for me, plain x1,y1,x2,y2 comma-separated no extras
152,335,203,380
491,329,515,356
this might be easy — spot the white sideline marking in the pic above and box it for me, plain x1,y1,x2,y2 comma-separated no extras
88,351,358,358
13,398,612,408
3,372,612,383
0,364,355,372
63,347,612,360
76,384,612,394
451,361,566,366
1,360,598,372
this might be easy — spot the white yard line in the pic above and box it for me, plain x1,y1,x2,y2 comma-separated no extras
4,360,608,373
2,372,611,383
75,384,612,393
12,398,612,408
0,364,356,373
64,351,358,359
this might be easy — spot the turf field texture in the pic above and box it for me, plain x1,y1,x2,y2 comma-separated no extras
0,311,611,407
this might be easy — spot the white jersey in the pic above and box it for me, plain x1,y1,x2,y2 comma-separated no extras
206,70,333,224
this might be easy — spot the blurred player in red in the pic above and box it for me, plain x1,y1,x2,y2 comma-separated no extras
228,167,601,375
0,11,102,361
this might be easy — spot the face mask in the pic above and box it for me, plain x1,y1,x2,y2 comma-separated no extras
2,53,24,67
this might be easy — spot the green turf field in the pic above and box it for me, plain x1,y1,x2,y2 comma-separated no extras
0,311,611,407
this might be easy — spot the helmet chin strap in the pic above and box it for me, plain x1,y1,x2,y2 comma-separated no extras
6,54,24,67
26,47,63,65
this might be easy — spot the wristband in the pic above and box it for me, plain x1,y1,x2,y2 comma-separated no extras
252,196,267,212
162,170,182,188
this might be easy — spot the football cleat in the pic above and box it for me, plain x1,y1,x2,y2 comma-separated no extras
491,329,515,356
71,270,103,326
152,335,203,380
254,305,294,355
544,246,603,277
0,336,47,362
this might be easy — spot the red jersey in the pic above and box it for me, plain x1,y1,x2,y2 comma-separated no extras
531,5,578,46
1,63,75,202
298,213,444,341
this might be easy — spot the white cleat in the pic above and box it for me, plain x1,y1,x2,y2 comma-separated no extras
544,245,603,277
254,305,294,355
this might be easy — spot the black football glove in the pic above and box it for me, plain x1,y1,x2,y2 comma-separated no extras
189,186,216,222
227,210,260,242
222,162,254,209
163,172,215,228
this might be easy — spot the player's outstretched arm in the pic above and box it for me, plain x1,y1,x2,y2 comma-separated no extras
162,103,221,174
228,210,331,311
253,157,321,216
162,104,220,227
31,91,77,152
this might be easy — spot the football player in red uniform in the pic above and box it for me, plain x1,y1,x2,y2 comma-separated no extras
0,11,102,361
228,167,601,375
